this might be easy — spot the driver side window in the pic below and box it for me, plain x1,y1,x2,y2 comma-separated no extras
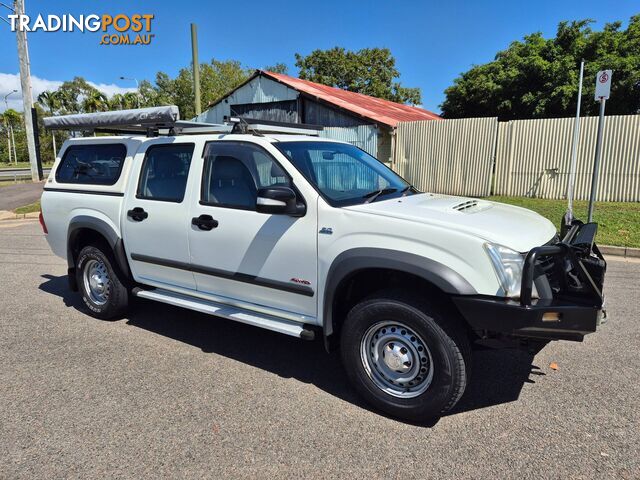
201,142,291,210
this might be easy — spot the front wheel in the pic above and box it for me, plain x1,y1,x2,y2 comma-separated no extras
76,244,129,320
340,293,471,421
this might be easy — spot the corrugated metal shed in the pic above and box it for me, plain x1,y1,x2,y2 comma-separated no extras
262,71,441,127
319,125,378,158
194,75,299,124
199,70,440,128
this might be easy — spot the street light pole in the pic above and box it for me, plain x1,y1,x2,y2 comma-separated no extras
119,76,140,108
564,59,585,228
14,0,42,180
3,90,17,163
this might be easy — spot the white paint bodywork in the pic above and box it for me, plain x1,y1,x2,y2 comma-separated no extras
41,133,558,334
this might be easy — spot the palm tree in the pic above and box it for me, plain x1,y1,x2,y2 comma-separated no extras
109,93,125,110
82,90,109,113
57,89,79,114
123,92,140,109
37,90,61,155
3,109,21,164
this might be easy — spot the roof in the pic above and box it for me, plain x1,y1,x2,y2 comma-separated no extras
208,70,441,128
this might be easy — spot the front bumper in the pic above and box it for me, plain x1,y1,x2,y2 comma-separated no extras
453,222,607,343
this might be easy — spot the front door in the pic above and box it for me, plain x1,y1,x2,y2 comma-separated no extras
188,141,318,320
123,141,198,291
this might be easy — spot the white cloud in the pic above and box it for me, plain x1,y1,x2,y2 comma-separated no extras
87,81,137,98
0,72,136,112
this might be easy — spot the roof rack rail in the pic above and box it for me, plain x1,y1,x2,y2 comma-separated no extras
42,106,324,137
225,116,323,136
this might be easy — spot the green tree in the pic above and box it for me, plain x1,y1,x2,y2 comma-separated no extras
441,15,640,119
264,63,288,74
138,80,159,107
155,59,250,118
108,93,126,110
2,109,23,163
295,47,421,105
82,90,109,113
37,90,61,155
55,77,100,113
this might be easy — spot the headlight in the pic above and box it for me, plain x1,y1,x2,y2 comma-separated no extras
484,243,525,298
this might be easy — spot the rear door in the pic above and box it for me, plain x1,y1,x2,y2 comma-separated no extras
122,140,199,291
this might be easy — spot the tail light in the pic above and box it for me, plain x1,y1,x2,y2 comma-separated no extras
39,210,48,234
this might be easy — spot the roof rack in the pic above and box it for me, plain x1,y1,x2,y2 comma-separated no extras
42,106,323,137
225,116,323,136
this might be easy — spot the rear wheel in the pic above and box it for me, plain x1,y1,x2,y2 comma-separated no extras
76,245,129,319
340,292,471,421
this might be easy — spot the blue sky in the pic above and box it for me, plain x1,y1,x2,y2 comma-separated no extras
1,0,638,113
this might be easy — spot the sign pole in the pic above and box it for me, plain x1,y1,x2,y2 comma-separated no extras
587,97,606,222
587,69,612,223
563,59,585,229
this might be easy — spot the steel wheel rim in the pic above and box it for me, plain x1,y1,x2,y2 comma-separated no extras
82,259,110,306
360,321,434,398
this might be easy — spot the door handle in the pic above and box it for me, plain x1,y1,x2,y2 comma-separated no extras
192,214,219,231
127,207,148,222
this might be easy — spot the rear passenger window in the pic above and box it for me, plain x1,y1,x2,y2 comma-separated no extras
56,143,126,185
137,144,195,203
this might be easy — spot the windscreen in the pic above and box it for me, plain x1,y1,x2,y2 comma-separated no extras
275,141,412,206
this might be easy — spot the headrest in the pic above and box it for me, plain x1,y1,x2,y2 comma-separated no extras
154,153,181,178
212,156,250,181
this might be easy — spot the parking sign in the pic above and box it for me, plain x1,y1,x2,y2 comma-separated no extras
594,70,612,100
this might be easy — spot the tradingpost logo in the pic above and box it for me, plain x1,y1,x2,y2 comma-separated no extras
7,13,155,46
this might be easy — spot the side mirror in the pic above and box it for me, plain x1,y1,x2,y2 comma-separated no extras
256,186,305,216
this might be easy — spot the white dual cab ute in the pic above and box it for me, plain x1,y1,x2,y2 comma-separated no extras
40,106,607,421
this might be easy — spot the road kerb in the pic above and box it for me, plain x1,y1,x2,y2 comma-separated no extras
0,210,40,221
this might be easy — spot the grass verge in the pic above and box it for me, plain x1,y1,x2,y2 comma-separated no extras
0,162,53,170
489,196,640,248
14,201,41,215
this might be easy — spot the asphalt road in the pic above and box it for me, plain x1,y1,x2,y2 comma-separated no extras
0,182,44,211
1,220,638,479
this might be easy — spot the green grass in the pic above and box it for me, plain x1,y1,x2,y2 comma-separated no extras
489,196,640,248
0,162,54,170
14,201,40,215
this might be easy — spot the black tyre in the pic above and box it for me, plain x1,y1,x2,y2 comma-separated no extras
340,291,471,421
75,244,129,320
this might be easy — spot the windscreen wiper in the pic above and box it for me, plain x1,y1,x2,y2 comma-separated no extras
400,185,416,196
362,187,398,203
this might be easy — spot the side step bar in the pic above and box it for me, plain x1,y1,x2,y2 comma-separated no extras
132,287,316,340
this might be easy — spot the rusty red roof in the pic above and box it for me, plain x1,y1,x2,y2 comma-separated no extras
261,70,441,127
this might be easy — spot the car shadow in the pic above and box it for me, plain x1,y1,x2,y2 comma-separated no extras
39,274,541,426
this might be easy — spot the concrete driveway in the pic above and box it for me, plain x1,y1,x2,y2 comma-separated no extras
0,220,638,479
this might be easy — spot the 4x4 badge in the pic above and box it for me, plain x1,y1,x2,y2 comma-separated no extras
319,227,333,235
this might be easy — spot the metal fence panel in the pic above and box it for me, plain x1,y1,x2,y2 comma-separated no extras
393,117,498,197
494,114,640,202
319,125,378,158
